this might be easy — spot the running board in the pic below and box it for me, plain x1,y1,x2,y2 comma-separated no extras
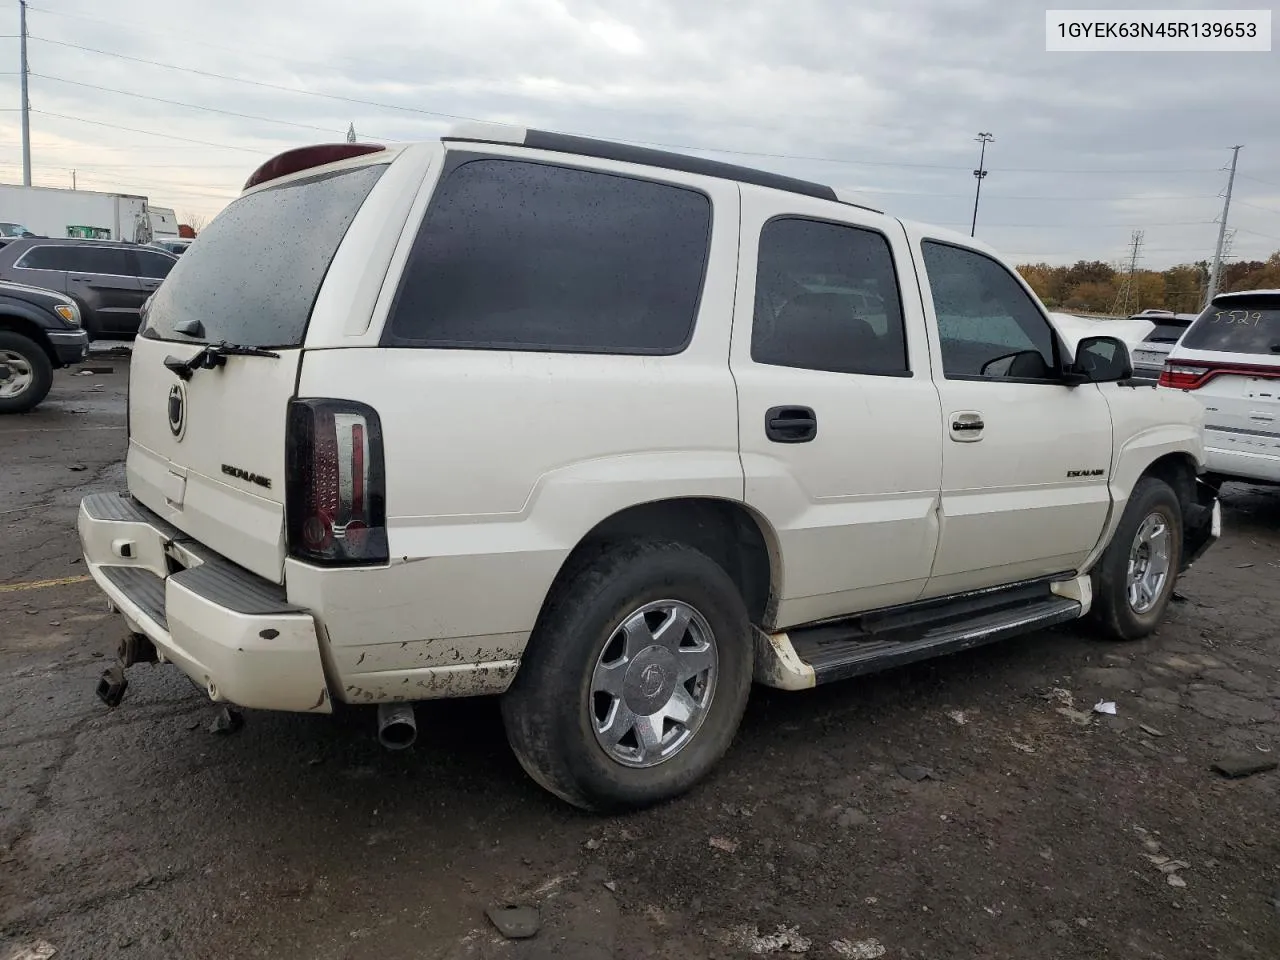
758,577,1085,689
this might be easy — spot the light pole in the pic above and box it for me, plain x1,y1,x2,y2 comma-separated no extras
970,132,993,237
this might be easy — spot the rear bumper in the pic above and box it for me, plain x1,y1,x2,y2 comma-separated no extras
1205,435,1280,486
77,492,332,713
47,329,89,366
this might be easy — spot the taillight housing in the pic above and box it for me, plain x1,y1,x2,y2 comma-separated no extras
285,398,388,566
1158,362,1208,390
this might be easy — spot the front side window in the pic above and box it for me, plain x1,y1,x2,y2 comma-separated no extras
922,241,1059,380
134,250,177,279
751,217,909,377
385,157,712,354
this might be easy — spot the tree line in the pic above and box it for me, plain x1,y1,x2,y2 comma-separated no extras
1016,251,1280,315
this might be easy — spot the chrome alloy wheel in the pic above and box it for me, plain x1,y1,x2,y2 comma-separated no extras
0,349,33,400
589,599,718,768
1127,511,1172,614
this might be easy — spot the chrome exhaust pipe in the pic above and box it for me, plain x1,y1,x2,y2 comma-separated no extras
376,702,417,750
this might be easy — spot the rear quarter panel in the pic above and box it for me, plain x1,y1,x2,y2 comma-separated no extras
295,150,746,689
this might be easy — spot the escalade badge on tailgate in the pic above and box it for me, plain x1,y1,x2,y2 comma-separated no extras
167,383,186,440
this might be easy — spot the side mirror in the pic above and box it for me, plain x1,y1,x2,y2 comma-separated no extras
1066,335,1133,384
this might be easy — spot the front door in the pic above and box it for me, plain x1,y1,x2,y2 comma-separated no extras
732,187,944,629
912,236,1114,596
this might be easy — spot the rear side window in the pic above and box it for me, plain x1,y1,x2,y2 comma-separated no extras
143,164,386,346
385,157,712,354
70,246,133,276
1179,298,1280,355
751,217,909,376
16,246,77,270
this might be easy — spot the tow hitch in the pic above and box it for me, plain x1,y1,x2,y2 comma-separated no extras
95,664,128,708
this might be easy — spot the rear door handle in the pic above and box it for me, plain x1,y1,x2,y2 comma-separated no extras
950,411,985,442
765,405,817,443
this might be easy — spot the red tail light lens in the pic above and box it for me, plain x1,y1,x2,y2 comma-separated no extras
1158,362,1209,390
286,399,388,566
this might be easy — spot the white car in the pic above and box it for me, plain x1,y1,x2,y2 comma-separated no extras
78,125,1221,811
1049,312,1155,358
1161,289,1280,486
1128,310,1200,382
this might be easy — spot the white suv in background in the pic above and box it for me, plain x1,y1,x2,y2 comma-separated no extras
1129,309,1199,382
1161,289,1280,486
78,125,1220,812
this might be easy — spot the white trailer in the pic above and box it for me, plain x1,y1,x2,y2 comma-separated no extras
0,183,151,243
147,206,179,239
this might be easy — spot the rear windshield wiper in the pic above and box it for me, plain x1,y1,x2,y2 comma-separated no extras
164,341,281,381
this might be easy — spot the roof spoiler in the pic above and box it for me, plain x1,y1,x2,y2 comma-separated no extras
244,143,386,191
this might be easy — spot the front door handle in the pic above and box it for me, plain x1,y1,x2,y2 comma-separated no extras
765,405,817,443
949,411,985,442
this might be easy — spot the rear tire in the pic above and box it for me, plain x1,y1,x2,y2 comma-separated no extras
501,539,754,812
1090,477,1183,641
0,331,54,414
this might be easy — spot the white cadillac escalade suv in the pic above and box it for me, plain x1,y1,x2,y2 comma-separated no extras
79,125,1221,811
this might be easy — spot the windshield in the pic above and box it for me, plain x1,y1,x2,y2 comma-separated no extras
1179,296,1280,355
142,163,386,347
0,222,31,237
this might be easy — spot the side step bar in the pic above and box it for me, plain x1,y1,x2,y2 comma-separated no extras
758,576,1086,689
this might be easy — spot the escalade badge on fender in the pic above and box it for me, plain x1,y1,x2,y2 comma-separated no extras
167,383,186,440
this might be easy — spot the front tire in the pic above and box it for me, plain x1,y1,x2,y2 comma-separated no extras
501,539,754,812
1090,476,1183,640
0,331,54,414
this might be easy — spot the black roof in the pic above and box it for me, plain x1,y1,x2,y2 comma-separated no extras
445,127,881,213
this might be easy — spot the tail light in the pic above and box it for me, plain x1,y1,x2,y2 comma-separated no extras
1159,362,1209,390
1159,359,1280,390
285,398,388,566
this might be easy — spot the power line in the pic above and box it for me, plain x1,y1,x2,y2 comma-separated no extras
30,109,274,153
30,73,396,139
937,220,1214,229
25,35,1230,178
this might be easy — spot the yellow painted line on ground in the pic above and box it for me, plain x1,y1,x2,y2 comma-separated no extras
0,575,93,594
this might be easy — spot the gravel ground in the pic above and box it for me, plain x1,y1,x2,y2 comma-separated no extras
1,365,1278,960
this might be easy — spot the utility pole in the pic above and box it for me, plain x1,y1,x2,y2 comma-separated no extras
19,0,31,186
970,132,993,237
1204,144,1243,306
71,169,75,190
1112,230,1144,315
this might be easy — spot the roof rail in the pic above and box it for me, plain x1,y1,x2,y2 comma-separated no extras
443,123,882,213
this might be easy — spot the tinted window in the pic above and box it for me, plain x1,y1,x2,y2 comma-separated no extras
143,164,384,346
1179,298,1280,355
16,246,76,270
922,241,1058,380
66,246,133,276
386,158,711,353
135,250,176,279
752,217,908,376
1143,320,1192,343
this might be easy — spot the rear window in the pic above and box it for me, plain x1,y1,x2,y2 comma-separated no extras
1143,321,1191,343
384,157,711,354
142,163,386,347
1179,297,1280,355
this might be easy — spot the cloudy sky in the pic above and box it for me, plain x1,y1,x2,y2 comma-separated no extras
0,0,1277,268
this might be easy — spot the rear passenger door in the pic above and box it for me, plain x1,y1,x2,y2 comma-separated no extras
66,246,144,334
732,187,944,629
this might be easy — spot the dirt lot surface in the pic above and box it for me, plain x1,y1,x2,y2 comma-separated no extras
2,364,1279,960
